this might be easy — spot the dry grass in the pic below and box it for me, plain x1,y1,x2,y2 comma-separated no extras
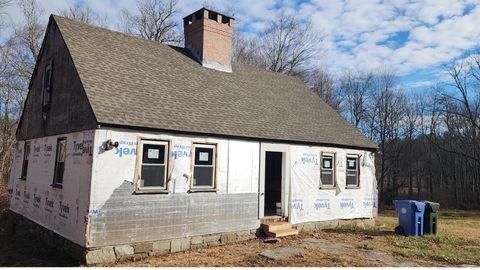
108,234,387,267
112,210,480,267
0,180,8,215
0,185,479,268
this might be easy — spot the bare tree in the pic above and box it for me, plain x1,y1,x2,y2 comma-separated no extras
232,30,265,68
260,11,321,76
120,0,181,44
338,70,374,128
15,0,43,60
232,11,322,77
0,0,10,29
58,3,107,27
308,68,342,112
0,0,44,184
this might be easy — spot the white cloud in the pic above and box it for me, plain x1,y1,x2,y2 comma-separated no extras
2,0,480,86
305,0,480,77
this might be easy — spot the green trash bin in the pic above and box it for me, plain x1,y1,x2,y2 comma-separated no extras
423,201,440,234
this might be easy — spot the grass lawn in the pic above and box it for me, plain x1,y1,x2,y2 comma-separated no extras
1,184,479,268
373,210,480,265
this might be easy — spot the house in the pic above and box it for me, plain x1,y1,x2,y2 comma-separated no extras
7,8,378,264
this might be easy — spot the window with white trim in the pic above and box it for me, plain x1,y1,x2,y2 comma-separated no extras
138,140,169,190
53,138,67,186
192,144,216,189
320,153,335,187
20,141,31,180
346,155,360,187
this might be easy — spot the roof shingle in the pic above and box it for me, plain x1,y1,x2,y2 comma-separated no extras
53,15,377,150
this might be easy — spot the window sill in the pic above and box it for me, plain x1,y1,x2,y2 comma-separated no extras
320,186,336,190
345,186,361,189
50,183,63,189
136,189,169,194
188,188,217,193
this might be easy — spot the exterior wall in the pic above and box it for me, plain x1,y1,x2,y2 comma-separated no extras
7,130,94,246
258,142,377,224
288,145,377,224
86,128,377,248
86,128,260,248
16,17,97,141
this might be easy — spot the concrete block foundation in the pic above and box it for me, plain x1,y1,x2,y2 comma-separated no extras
294,218,375,232
7,210,375,265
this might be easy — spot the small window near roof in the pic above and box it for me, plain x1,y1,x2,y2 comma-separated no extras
320,153,335,188
346,155,360,187
192,144,216,190
53,138,67,186
208,11,218,21
221,16,229,24
42,63,52,111
20,141,30,180
138,140,169,190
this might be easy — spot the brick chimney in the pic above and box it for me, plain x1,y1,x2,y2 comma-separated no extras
183,8,234,73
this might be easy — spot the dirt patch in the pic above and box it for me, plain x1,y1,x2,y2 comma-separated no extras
0,197,479,268
110,234,385,267
303,237,419,267
259,246,303,260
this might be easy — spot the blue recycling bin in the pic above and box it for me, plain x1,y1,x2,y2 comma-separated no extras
393,200,426,236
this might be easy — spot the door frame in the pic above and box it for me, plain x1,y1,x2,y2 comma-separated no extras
259,143,290,219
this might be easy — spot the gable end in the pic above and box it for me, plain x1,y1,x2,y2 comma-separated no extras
16,16,97,140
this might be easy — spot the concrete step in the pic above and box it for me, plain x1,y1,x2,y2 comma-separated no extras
267,228,299,238
261,221,292,232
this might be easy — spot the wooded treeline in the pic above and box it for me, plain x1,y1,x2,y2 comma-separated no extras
1,0,479,209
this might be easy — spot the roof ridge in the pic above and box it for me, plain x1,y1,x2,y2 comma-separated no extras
51,13,377,149
51,14,179,50
51,14,307,81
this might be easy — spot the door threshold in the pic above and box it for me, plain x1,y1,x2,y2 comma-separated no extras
261,215,287,223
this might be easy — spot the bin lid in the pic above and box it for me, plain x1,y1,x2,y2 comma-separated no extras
412,201,425,212
393,200,425,212
423,201,440,212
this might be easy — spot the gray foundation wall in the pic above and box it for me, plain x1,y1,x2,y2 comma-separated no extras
87,181,260,247
6,209,375,265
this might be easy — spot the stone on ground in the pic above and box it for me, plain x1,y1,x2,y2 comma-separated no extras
259,247,303,260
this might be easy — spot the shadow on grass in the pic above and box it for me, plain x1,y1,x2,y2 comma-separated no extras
0,211,79,267
324,227,396,237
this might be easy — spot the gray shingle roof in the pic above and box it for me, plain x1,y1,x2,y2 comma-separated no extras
53,15,377,150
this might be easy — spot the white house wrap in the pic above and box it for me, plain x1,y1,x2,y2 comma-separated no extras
8,11,378,263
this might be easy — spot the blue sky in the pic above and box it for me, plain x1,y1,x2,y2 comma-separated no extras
4,0,480,92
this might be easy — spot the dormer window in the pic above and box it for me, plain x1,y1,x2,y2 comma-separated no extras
42,62,52,111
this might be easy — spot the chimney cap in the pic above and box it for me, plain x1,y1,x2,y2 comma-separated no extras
182,7,235,21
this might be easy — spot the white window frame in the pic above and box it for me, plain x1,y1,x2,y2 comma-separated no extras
191,143,216,190
52,138,67,187
20,141,31,180
346,154,360,188
320,152,336,188
137,140,169,191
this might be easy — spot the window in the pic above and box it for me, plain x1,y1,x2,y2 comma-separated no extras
346,155,360,187
20,141,31,180
192,144,216,189
138,140,169,190
208,11,218,21
42,63,52,111
320,153,335,187
53,138,67,186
